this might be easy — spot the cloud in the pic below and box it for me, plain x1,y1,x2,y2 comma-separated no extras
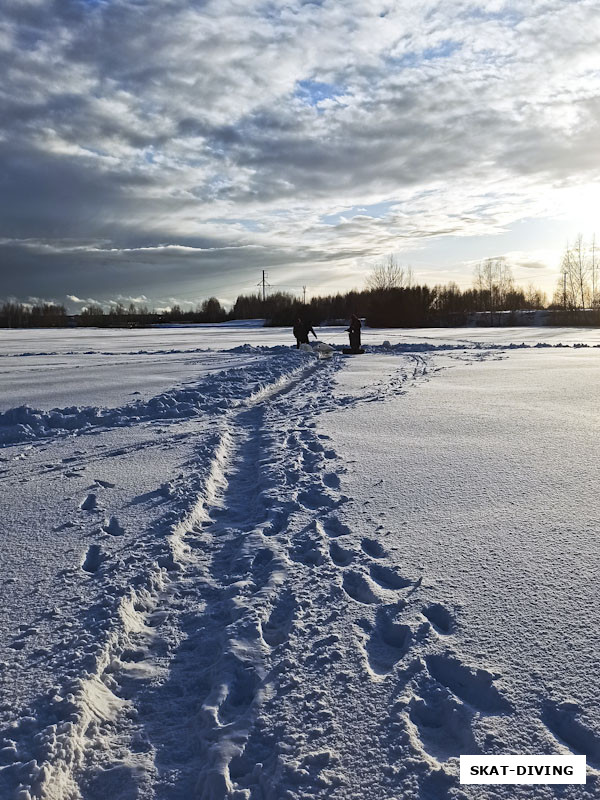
514,260,547,271
1,0,599,304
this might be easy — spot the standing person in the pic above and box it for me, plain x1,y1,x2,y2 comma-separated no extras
293,318,317,349
347,314,362,352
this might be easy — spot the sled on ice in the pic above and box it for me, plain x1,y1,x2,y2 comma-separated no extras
299,341,335,359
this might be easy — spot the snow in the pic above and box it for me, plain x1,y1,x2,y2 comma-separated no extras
3,323,599,414
1,324,599,800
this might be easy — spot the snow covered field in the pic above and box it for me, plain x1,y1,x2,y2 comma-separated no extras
1,324,599,799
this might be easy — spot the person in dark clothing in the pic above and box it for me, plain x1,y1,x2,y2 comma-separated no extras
347,314,362,352
293,318,317,349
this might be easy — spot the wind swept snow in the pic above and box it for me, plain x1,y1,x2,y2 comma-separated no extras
0,349,307,444
1,326,599,799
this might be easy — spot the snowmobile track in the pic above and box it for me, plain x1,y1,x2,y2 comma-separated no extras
6,348,574,800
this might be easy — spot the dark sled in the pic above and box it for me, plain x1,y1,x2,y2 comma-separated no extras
342,348,365,355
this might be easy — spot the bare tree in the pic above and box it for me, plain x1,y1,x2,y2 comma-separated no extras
366,255,414,291
524,283,547,309
573,234,589,309
473,258,514,319
552,235,594,310
591,235,597,308
81,304,104,317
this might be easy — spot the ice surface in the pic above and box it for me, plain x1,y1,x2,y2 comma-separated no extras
1,324,599,799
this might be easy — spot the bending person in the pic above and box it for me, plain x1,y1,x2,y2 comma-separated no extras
347,314,362,352
293,318,317,349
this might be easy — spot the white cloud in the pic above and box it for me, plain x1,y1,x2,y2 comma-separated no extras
0,0,598,304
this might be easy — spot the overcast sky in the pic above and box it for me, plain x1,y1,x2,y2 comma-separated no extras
1,0,599,311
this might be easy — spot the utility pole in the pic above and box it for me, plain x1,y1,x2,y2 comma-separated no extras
262,270,267,303
563,269,567,311
592,235,597,309
302,285,306,304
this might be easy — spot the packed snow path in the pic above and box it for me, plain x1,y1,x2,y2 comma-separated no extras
1,337,599,799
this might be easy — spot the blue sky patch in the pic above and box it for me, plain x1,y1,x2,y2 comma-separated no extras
295,79,344,107
388,40,461,70
321,201,397,226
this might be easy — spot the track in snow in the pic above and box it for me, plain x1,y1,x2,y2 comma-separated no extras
22,356,345,799
3,347,588,800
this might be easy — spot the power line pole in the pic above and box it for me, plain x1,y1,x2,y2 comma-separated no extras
256,271,271,301
592,235,597,309
302,285,306,304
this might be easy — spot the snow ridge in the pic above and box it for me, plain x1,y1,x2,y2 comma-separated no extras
0,357,331,800
0,351,311,445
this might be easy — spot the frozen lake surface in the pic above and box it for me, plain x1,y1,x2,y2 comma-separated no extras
0,324,598,799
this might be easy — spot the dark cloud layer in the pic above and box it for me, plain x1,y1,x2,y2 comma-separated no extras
1,0,599,308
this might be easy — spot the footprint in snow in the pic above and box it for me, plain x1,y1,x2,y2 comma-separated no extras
321,516,351,538
286,431,301,448
251,547,276,591
299,429,322,447
290,531,327,567
364,606,411,675
252,547,274,570
216,656,261,726
261,589,296,647
408,691,478,761
103,516,125,536
423,603,455,635
541,699,600,767
323,472,341,489
94,479,116,489
305,440,324,453
298,487,333,510
342,570,381,604
425,654,512,714
80,493,98,511
361,537,387,558
81,544,104,573
301,452,320,474
369,562,412,590
329,540,354,566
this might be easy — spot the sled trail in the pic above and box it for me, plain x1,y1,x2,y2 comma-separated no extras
4,346,577,800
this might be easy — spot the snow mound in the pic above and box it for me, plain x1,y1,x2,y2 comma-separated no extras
0,350,312,445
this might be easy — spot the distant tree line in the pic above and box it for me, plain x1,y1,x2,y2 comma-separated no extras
0,281,552,329
77,297,229,328
0,297,231,329
4,240,600,329
243,257,549,327
0,302,68,328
